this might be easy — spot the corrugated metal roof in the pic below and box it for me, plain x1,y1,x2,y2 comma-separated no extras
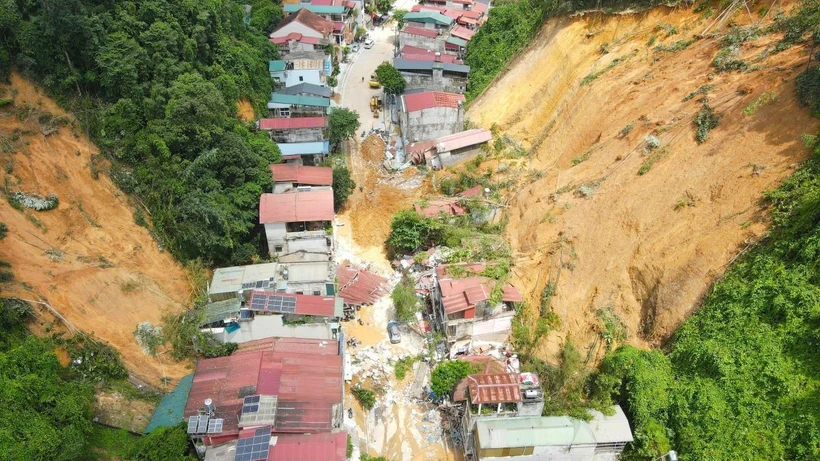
337,265,387,306
259,117,327,130
405,11,454,25
209,261,332,297
460,9,483,19
467,373,522,404
145,374,194,434
414,198,465,217
400,45,462,64
259,190,334,223
394,58,470,74
185,338,343,438
435,129,492,153
271,32,323,45
284,4,347,14
436,265,522,315
268,431,347,461
474,406,633,449
277,141,330,156
450,26,476,40
269,93,331,108
473,1,488,13
402,91,465,112
453,357,508,401
270,60,287,72
402,26,439,38
200,298,242,326
445,36,468,47
280,83,332,98
270,164,333,185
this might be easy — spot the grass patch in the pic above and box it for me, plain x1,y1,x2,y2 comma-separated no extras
394,355,421,380
743,91,776,115
638,147,669,175
83,425,139,460
712,47,749,72
654,39,694,52
682,84,713,102
581,52,635,86
571,151,591,165
618,124,634,137
351,385,376,410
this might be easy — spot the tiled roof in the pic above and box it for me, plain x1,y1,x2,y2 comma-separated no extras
259,190,334,223
467,373,522,404
435,129,492,152
270,164,333,186
259,117,327,130
402,26,439,38
270,32,323,45
336,264,387,306
271,8,334,37
402,91,465,112
249,290,340,317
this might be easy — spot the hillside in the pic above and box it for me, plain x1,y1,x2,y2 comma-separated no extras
0,74,192,388
468,4,817,356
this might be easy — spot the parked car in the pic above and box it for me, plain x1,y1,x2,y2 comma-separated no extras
364,38,374,49
387,321,401,344
351,43,360,53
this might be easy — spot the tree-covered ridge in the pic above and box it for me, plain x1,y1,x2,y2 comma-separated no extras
1,0,283,265
594,149,820,460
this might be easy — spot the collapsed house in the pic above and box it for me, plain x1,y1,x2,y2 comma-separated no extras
399,91,466,143
430,264,523,346
407,128,492,169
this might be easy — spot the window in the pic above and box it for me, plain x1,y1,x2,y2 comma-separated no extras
279,109,290,117
299,76,304,82
296,291,304,295
274,245,283,253
313,290,321,296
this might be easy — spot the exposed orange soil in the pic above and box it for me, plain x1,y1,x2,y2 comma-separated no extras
0,74,193,388
468,4,817,360
236,99,255,122
337,135,431,269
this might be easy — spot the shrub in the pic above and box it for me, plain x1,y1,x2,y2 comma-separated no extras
351,385,376,410
387,209,439,254
392,274,419,323
133,321,164,356
796,66,820,115
394,355,419,380
712,47,749,72
7,191,59,211
430,360,481,398
694,100,719,143
0,222,7,239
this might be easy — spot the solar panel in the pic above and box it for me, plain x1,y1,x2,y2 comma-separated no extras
244,395,260,404
207,418,224,434
186,416,199,434
235,427,271,461
196,415,210,434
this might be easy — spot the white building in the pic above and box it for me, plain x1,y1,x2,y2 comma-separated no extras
207,261,336,302
399,90,466,143
259,190,334,262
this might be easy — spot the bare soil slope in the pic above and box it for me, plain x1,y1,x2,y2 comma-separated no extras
0,74,192,387
468,6,817,357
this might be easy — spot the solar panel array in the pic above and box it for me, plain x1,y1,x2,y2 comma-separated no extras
235,427,271,461
186,415,210,435
243,395,260,414
241,277,274,290
249,293,297,314
207,418,224,434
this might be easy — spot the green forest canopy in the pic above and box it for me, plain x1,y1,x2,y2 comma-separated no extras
0,0,284,265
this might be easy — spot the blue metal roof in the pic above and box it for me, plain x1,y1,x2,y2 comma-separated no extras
278,141,330,156
284,4,346,14
269,60,287,72
268,93,331,108
404,11,453,26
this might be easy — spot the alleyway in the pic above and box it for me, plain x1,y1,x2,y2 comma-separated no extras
333,10,462,461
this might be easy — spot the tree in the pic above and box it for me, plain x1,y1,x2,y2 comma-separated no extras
332,166,356,212
394,9,408,28
162,72,232,158
387,209,438,254
375,62,406,95
127,423,195,461
392,274,419,322
430,360,480,398
328,107,361,146
375,0,392,15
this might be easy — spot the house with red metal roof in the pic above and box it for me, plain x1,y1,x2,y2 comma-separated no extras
179,337,345,455
259,116,327,144
203,429,348,461
336,264,388,306
270,164,333,194
429,263,523,345
259,190,334,262
408,128,493,169
399,90,466,143
270,8,335,43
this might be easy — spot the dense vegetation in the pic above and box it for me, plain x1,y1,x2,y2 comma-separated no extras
593,113,820,460
1,0,282,265
391,273,420,322
430,359,481,398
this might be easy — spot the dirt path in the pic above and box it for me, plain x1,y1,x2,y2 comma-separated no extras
0,74,193,388
467,4,817,361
